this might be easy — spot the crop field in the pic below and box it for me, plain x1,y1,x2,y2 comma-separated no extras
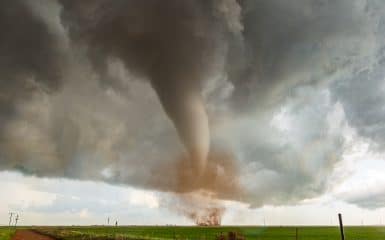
1,226,379,240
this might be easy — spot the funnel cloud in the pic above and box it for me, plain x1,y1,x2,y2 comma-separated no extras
59,0,238,176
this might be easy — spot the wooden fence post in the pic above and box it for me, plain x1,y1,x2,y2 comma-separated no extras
295,227,298,240
338,213,345,240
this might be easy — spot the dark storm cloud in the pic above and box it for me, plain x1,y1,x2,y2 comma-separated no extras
0,0,67,110
229,0,374,110
0,0,385,209
58,0,243,175
0,0,244,199
0,0,69,173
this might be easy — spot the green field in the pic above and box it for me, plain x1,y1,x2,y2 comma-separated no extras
31,226,385,240
0,227,15,240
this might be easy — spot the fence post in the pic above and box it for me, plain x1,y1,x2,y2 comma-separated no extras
295,227,298,240
338,213,345,240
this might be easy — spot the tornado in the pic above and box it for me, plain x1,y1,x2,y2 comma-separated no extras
0,0,243,204
63,0,221,176
57,0,244,177
153,83,210,175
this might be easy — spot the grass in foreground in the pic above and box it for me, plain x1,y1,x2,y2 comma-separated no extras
0,227,16,240
35,226,385,240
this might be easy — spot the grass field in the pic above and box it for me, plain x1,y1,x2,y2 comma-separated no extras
31,226,385,240
0,227,15,240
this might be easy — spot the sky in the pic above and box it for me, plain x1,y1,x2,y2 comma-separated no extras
1,0,385,226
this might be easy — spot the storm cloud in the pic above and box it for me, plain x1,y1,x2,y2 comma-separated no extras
0,0,385,209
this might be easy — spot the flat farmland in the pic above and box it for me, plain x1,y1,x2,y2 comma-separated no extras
12,226,384,240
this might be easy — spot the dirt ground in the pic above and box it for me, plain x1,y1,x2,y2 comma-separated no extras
12,230,55,240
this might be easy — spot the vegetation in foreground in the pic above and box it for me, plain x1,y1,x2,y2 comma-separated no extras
0,227,15,240
34,226,385,240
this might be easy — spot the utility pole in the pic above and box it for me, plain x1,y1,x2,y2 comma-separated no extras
338,213,345,240
15,214,19,227
8,212,14,226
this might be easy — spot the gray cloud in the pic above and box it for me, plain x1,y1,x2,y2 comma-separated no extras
0,0,385,209
331,60,385,150
208,0,385,206
327,0,385,153
211,87,345,206
346,190,385,210
0,0,68,125
228,0,377,110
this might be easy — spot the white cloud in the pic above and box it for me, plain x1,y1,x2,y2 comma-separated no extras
0,172,56,212
125,190,159,209
79,208,89,218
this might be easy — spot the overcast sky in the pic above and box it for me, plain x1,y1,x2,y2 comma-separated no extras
1,0,385,226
